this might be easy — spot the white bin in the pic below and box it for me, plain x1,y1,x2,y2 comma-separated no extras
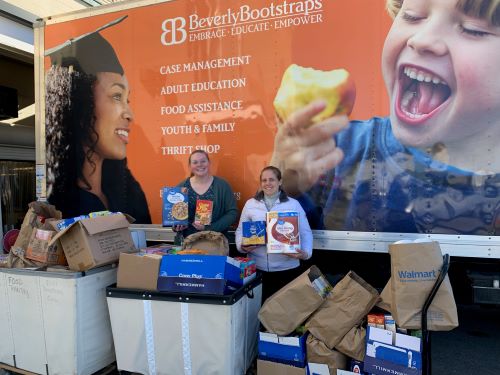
0,271,15,366
106,276,262,375
0,266,117,375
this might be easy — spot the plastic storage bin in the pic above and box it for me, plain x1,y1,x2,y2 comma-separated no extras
0,266,117,375
106,275,262,375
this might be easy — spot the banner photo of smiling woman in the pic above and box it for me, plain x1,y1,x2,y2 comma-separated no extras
45,16,151,223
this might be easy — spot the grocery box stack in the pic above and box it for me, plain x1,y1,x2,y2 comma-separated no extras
362,314,423,375
0,202,131,375
116,243,256,294
256,240,459,375
257,266,379,375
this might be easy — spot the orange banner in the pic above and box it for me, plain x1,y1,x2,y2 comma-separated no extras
44,0,391,224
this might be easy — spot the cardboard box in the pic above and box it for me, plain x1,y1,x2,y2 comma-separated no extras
50,214,136,271
55,215,89,231
233,257,257,279
117,252,162,290
308,363,330,375
266,211,300,253
385,314,396,333
364,327,422,375
242,221,266,245
368,313,385,329
258,331,307,367
337,370,357,375
157,255,256,294
162,187,188,226
25,228,66,265
130,229,147,249
257,359,306,375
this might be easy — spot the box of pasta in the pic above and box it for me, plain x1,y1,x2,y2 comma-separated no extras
242,221,266,245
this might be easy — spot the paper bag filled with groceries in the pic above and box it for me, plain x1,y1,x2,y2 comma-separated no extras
7,201,63,268
258,265,331,335
305,271,379,349
182,230,229,256
388,241,458,331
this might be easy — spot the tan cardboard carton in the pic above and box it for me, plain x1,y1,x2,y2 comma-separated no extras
50,214,136,271
117,252,162,290
257,359,306,375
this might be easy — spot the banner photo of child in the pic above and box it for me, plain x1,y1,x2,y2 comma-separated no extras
271,0,500,235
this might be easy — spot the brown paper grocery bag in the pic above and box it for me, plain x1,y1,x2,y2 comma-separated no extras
305,271,379,348
182,230,229,255
377,280,392,313
258,265,331,335
307,334,347,373
389,241,458,331
12,201,62,254
335,324,366,361
7,247,41,268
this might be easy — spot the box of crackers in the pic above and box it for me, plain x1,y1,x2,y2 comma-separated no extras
162,187,188,226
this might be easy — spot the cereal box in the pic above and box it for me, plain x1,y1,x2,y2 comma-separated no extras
242,221,266,245
195,199,213,225
162,187,188,226
234,257,257,279
266,211,300,253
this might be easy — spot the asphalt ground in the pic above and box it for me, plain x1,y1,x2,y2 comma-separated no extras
432,304,500,375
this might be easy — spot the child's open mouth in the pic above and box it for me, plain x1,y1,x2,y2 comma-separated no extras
397,65,451,124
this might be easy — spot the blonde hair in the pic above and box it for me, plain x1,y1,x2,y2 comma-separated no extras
386,0,500,25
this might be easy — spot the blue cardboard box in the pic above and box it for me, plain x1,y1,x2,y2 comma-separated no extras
162,187,188,226
364,327,422,375
157,255,255,294
258,332,307,367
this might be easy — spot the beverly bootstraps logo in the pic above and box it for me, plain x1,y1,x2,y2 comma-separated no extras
161,0,323,45
161,17,187,45
397,269,438,282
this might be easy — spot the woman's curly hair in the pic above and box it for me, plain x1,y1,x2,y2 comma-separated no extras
45,65,151,222
46,65,98,198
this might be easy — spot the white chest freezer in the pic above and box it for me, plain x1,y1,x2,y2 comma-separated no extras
0,266,117,375
106,275,262,375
